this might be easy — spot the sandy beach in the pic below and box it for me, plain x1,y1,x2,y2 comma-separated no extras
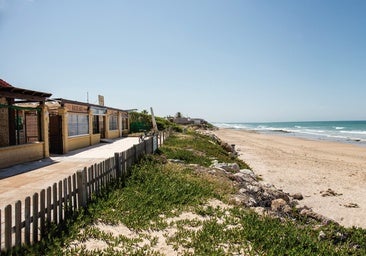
213,128,366,229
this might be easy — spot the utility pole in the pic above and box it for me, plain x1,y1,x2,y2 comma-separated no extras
150,107,158,132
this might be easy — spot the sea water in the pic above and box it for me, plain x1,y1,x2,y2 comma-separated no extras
213,120,366,145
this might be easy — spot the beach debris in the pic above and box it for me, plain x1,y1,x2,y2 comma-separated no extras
320,188,343,197
343,203,359,208
291,193,304,200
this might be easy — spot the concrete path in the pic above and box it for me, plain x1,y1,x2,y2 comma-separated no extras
0,137,139,210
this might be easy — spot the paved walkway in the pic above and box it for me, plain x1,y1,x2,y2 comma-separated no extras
0,137,139,210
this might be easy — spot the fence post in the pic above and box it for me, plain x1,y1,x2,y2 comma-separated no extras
133,144,138,163
40,189,46,238
77,168,88,208
121,151,126,184
33,192,39,243
52,183,57,223
15,200,22,247
25,196,31,245
58,181,62,223
115,152,121,179
144,139,147,154
5,205,12,251
46,186,51,225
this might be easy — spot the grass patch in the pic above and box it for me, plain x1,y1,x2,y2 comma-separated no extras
91,157,219,230
160,131,249,169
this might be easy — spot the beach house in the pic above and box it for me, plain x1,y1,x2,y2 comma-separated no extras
46,98,129,154
0,79,52,168
0,79,130,169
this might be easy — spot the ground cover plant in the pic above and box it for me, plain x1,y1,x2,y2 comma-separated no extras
14,130,366,255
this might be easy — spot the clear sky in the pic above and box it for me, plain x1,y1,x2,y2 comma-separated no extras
1,0,366,123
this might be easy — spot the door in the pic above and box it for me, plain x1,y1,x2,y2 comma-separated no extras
49,115,63,154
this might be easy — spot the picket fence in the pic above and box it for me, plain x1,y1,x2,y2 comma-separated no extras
0,130,171,253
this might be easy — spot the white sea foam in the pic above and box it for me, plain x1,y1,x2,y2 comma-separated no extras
214,121,366,145
340,130,366,135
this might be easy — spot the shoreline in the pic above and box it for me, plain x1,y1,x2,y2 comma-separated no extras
213,128,366,228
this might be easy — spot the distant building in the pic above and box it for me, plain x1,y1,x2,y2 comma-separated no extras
169,116,207,125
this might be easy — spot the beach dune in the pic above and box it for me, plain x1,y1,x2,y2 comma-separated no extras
214,128,366,228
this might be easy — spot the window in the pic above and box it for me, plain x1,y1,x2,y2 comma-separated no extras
109,114,118,130
68,114,89,137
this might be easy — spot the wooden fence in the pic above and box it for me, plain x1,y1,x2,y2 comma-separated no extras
0,130,171,253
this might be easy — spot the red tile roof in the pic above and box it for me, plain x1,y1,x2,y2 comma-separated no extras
0,79,13,88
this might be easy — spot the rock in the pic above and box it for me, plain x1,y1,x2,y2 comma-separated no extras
300,208,335,225
318,231,326,241
221,142,234,153
168,159,185,164
271,198,288,212
233,172,256,183
247,184,261,194
292,193,304,200
211,161,241,173
343,203,359,208
247,197,257,207
335,232,347,242
320,188,342,197
239,169,256,178
238,188,247,194
228,163,240,171
253,207,266,216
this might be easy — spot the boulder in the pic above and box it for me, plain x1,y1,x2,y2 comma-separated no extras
292,193,304,200
271,198,289,212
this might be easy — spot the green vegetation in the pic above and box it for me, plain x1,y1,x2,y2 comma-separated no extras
15,130,366,255
160,131,249,169
129,110,182,133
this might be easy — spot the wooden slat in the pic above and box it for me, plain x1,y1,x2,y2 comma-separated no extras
40,189,46,237
24,197,31,245
4,205,12,250
52,183,57,223
121,151,126,185
32,193,39,243
88,166,92,200
15,201,22,247
63,178,68,216
47,187,51,225
68,176,72,216
72,174,77,211
91,164,95,195
58,181,62,223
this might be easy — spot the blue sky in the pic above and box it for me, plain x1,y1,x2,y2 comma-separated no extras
1,0,366,122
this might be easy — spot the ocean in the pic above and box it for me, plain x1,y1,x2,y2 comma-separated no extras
213,120,366,145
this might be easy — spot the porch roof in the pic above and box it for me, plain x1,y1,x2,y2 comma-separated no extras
0,79,52,101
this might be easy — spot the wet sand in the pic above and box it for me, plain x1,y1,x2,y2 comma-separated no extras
213,128,366,228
